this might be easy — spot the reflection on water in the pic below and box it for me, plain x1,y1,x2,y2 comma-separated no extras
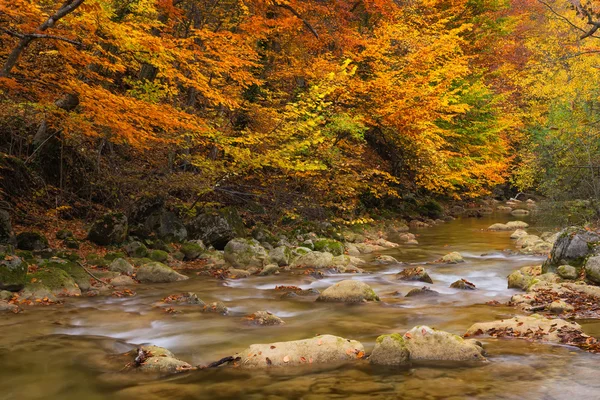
1,214,596,400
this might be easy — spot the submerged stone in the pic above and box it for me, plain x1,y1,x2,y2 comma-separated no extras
317,280,379,303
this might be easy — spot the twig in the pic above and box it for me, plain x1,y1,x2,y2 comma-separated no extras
200,355,240,369
75,260,107,285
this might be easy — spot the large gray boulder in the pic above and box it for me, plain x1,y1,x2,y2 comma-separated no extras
224,238,267,269
109,258,134,275
370,326,486,365
187,208,245,250
151,211,188,243
20,267,81,299
543,227,600,273
0,255,27,291
0,210,16,245
316,280,379,303
136,262,188,283
237,335,364,368
88,212,128,245
268,246,291,266
290,251,334,268
313,239,344,256
584,255,600,284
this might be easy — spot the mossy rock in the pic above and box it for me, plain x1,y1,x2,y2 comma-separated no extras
543,226,600,273
313,239,344,256
187,207,246,250
180,241,205,260
316,280,379,303
223,238,267,269
104,251,127,262
370,334,409,366
63,237,80,249
53,251,80,262
15,250,34,263
86,254,109,267
149,239,175,253
136,262,188,283
41,258,91,291
25,267,81,297
56,229,73,240
131,257,153,266
149,250,169,262
88,212,128,246
16,231,48,251
124,241,149,258
0,255,28,291
109,258,134,275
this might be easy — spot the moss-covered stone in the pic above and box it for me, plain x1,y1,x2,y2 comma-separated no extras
104,251,127,261
63,237,80,249
16,231,48,251
136,262,188,283
124,241,149,258
313,239,344,256
317,280,379,303
180,241,205,260
86,253,109,267
0,255,27,291
186,207,246,250
56,229,73,240
149,249,169,262
223,238,267,269
370,334,409,366
88,212,128,246
109,258,134,275
25,267,81,297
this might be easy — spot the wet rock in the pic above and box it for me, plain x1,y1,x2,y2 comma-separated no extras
450,279,476,290
313,239,344,256
111,275,137,287
291,251,334,269
354,243,386,254
124,241,149,258
187,208,245,250
0,300,19,313
396,266,433,284
332,254,364,268
465,314,584,344
228,267,251,279
244,310,285,326
0,210,16,245
405,286,439,297
436,252,464,264
371,326,486,366
161,292,204,305
180,240,205,260
224,238,267,269
279,287,320,299
557,265,578,280
397,233,417,243
16,231,48,251
88,212,128,246
259,264,279,276
374,238,399,248
202,301,228,315
149,249,169,263
268,246,291,266
23,267,81,298
409,220,430,228
127,345,192,374
317,280,379,303
506,221,529,229
543,226,600,273
237,334,364,368
375,255,399,264
511,209,529,216
109,258,134,275
41,258,91,291
488,223,509,231
0,255,27,291
507,265,541,290
510,229,528,239
136,262,188,283
584,255,600,284
497,206,512,212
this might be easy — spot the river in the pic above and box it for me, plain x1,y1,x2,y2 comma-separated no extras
2,214,600,399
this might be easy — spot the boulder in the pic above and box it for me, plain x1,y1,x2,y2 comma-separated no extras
109,258,135,275
507,265,541,290
124,241,149,258
291,251,334,269
224,238,267,269
187,208,245,250
244,310,285,326
237,335,364,368
16,231,48,251
465,314,584,344
0,210,16,245
111,275,137,287
488,223,509,231
543,227,600,273
22,267,81,298
259,264,280,276
584,255,600,284
396,266,433,284
548,300,574,314
370,326,485,366
316,280,379,303
405,286,439,297
450,279,476,290
149,249,169,263
436,252,464,264
180,241,205,260
154,211,188,242
228,267,251,279
268,246,291,266
557,265,578,280
506,221,529,229
313,239,344,256
41,258,91,291
374,238,399,248
136,262,188,283
510,229,528,239
88,212,128,245
0,255,27,291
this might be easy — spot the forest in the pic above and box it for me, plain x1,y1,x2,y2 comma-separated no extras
2,0,600,399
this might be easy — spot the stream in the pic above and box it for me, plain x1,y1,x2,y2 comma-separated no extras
2,214,600,400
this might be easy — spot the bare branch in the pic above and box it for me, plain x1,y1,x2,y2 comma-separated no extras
274,2,319,39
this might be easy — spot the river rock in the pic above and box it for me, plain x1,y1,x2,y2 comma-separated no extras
186,208,245,250
0,300,19,313
405,286,439,297
506,221,529,229
584,255,600,284
268,246,291,266
41,258,92,291
488,223,510,231
151,211,188,243
543,226,600,273
244,310,284,326
291,251,334,268
507,265,541,290
109,258,134,275
128,346,192,374
224,238,267,269
465,314,584,344
370,326,486,366
497,206,512,212
136,262,188,283
354,243,386,254
317,280,379,303
180,240,205,260
88,212,128,245
345,243,360,256
202,301,228,315
149,250,169,263
437,252,464,264
237,334,364,368
450,279,476,290
313,239,344,256
111,275,137,287
22,267,81,298
375,255,399,264
510,229,528,239
259,264,280,276
228,267,251,279
16,231,48,251
0,255,27,291
396,266,433,284
557,265,578,280
374,238,399,248
124,241,149,258
0,210,16,245
511,209,529,216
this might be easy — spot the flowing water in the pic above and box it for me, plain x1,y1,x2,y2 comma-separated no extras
2,215,600,400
